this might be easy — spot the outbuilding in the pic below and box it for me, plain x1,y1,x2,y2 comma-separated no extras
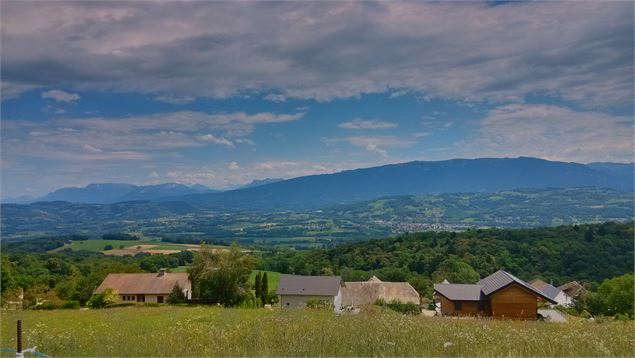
276,274,344,311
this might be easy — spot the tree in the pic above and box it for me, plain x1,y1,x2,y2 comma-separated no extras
188,244,254,306
431,256,480,283
166,283,187,304
261,272,269,303
87,288,118,308
587,273,634,317
254,272,262,303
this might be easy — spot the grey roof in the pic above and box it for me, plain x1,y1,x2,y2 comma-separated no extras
529,279,562,300
276,275,343,296
478,270,557,304
433,283,485,301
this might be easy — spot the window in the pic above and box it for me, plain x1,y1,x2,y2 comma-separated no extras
157,296,164,303
454,301,462,311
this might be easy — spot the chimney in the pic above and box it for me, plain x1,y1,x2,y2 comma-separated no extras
158,268,167,277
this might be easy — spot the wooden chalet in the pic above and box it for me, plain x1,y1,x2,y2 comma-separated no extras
433,270,557,319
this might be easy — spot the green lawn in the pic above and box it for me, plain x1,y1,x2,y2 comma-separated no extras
1,307,632,357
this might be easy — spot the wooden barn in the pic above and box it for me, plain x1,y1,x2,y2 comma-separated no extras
434,270,556,319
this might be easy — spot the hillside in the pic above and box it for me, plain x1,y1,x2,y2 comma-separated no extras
259,222,635,292
2,188,632,243
178,157,634,210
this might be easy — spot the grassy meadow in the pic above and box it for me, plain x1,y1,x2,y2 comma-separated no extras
1,306,633,357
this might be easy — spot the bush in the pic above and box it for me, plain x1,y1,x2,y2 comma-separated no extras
143,302,160,307
306,299,332,310
166,283,187,304
376,299,420,315
87,289,118,308
62,300,81,309
103,245,114,251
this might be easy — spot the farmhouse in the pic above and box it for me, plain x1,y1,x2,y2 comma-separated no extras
95,269,191,303
529,278,573,307
341,276,420,307
276,274,344,311
434,270,557,319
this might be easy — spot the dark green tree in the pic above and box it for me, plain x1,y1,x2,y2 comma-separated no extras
261,272,269,303
254,271,262,302
166,283,187,304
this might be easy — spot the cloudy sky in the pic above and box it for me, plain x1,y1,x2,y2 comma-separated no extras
1,1,633,198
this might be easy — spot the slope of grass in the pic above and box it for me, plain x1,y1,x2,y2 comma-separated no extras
249,270,281,292
1,307,632,357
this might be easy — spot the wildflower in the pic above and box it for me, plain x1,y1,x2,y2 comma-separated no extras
443,341,454,348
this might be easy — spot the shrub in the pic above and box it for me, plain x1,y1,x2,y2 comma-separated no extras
306,299,332,310
87,288,118,308
143,302,160,307
167,283,187,304
62,300,81,309
376,299,420,315
103,245,114,251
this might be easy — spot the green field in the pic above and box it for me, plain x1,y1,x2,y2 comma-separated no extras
50,239,196,253
1,307,632,357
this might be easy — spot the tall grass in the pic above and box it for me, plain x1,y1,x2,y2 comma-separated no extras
1,306,633,357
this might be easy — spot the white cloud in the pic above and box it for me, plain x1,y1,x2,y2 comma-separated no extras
228,161,240,170
2,110,301,162
199,134,235,148
82,144,103,153
325,135,415,159
41,89,80,103
339,118,397,130
264,94,287,102
154,94,195,105
2,2,631,106
460,104,634,163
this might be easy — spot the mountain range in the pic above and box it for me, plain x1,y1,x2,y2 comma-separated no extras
177,157,634,210
3,157,633,209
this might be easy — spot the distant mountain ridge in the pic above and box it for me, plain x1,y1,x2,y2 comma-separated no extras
177,157,634,210
16,183,217,204
5,157,633,207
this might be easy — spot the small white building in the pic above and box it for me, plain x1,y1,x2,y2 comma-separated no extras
276,274,344,312
95,270,191,303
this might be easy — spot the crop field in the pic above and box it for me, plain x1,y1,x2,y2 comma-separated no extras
1,307,632,357
49,239,219,256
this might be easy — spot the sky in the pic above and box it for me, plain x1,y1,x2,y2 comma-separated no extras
1,1,633,198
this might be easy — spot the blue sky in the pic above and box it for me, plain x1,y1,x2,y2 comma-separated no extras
1,1,633,198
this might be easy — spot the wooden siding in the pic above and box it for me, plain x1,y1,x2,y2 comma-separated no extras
439,296,489,316
490,284,537,319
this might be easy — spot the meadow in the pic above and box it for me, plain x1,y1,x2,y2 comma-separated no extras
1,306,633,357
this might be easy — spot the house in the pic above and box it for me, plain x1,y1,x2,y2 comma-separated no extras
559,281,588,301
433,270,557,319
276,274,344,311
95,269,191,303
529,278,573,307
341,276,420,307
